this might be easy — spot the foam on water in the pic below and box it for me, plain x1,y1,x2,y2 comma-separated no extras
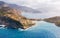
0,25,5,29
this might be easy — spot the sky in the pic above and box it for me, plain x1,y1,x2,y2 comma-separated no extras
0,0,60,18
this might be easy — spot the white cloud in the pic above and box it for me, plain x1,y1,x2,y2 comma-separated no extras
0,0,20,3
0,0,60,18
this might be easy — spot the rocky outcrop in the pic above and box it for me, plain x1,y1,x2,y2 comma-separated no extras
0,1,36,29
0,1,42,29
44,16,60,27
0,16,24,29
0,6,36,29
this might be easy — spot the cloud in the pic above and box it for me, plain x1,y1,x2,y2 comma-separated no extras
0,0,20,3
0,0,60,18
0,0,60,8
0,0,53,8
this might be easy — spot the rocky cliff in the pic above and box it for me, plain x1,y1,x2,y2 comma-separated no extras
0,16,24,29
0,1,37,29
0,6,36,29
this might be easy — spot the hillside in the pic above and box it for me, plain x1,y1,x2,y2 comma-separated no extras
44,16,60,27
0,1,36,29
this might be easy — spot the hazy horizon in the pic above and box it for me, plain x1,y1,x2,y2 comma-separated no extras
0,0,60,18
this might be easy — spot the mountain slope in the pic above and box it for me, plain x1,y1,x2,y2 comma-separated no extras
8,4,40,13
0,1,36,29
0,1,40,13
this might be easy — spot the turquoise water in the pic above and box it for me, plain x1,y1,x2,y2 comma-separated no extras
0,29,56,38
0,21,60,38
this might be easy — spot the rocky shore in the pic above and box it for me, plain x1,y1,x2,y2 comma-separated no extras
0,1,37,29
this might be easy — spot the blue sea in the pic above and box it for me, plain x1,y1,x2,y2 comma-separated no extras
0,21,60,38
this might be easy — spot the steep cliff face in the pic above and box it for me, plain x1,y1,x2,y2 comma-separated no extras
0,16,24,29
44,16,60,27
0,1,42,29
0,4,35,29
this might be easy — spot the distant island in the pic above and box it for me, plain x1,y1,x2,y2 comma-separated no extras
44,16,60,27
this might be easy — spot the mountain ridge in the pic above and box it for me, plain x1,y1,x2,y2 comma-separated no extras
0,1,40,13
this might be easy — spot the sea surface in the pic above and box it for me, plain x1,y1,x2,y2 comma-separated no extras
0,21,60,38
